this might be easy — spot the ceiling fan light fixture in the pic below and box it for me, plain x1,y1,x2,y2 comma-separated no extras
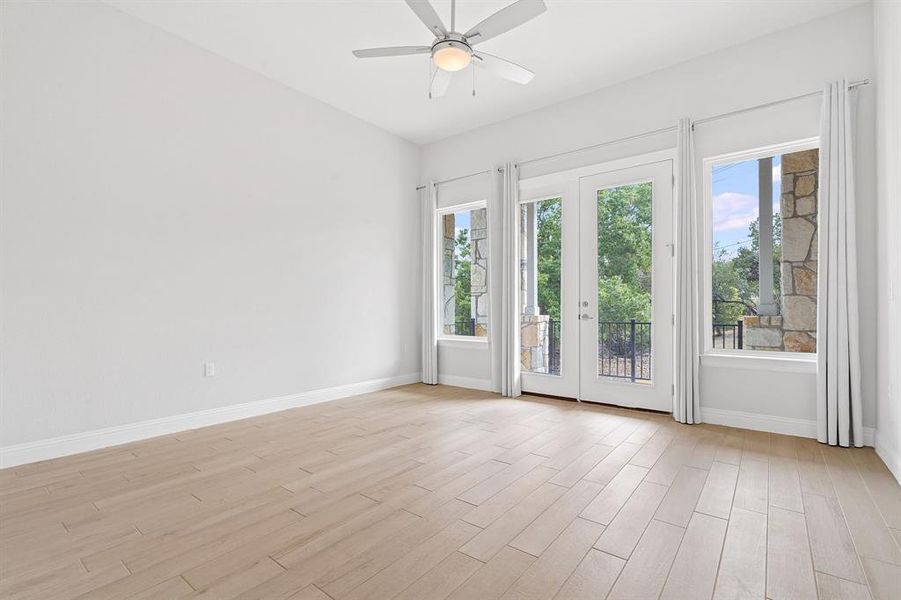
352,0,546,92
432,40,471,72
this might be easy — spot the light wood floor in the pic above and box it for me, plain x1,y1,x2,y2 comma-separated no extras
2,384,900,600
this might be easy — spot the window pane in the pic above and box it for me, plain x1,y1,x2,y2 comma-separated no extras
597,183,653,382
520,198,562,375
441,208,488,337
711,148,818,353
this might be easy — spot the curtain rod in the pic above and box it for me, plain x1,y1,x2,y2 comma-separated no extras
491,78,870,173
415,169,491,191
693,78,869,128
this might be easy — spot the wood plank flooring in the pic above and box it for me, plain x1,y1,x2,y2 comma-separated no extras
2,384,900,600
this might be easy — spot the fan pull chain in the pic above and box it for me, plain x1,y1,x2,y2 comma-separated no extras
472,63,476,97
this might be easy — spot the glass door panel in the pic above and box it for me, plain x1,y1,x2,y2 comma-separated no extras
579,161,674,411
520,198,562,376
519,182,579,398
596,182,654,383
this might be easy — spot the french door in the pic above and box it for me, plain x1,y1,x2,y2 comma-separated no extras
519,158,674,412
578,161,674,410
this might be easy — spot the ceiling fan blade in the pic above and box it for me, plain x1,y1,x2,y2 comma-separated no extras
464,0,547,45
473,52,535,84
430,68,452,98
405,0,448,38
352,46,431,58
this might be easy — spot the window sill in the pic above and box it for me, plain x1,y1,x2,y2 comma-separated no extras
438,337,489,349
701,352,816,374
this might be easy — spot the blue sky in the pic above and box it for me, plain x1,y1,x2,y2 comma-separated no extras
452,210,471,263
712,155,781,257
454,210,471,234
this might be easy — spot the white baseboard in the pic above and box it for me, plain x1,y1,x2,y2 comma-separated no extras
875,432,901,485
0,372,421,469
701,407,875,446
437,374,494,392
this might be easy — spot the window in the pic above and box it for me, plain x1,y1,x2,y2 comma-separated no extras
520,197,562,375
439,203,488,338
708,143,819,354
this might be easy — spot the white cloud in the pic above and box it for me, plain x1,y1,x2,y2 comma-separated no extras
773,162,781,183
713,192,758,232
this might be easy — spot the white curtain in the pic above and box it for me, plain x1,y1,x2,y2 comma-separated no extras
421,182,438,385
817,80,863,447
489,163,522,397
674,117,701,424
488,167,503,393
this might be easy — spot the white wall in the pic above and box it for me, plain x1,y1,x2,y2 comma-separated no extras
874,0,901,479
421,4,877,433
0,1,421,452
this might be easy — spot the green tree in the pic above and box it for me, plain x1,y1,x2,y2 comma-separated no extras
527,186,654,324
712,213,782,323
712,248,755,323
597,184,652,322
598,276,652,322
454,228,471,325
536,199,562,322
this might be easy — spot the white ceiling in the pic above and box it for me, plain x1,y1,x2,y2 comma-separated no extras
106,0,863,145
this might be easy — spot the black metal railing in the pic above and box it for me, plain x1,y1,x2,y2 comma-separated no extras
598,320,652,382
453,318,476,336
712,321,744,349
463,315,742,377
548,319,561,375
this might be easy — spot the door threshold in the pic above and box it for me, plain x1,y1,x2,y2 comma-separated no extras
521,391,578,403
522,391,671,416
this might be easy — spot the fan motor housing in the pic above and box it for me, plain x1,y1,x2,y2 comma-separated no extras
431,34,473,72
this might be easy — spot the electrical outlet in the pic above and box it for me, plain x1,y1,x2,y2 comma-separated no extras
204,362,215,377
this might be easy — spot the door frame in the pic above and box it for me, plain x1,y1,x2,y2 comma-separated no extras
578,159,675,411
517,149,676,410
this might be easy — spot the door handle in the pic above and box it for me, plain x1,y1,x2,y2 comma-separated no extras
580,313,594,320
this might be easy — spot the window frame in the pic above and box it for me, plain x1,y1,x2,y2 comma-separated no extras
701,136,819,360
436,199,489,343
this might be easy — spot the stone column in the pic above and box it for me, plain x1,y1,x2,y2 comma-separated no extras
522,203,539,315
442,213,456,335
521,314,550,373
780,149,819,352
745,149,819,352
742,149,819,352
470,208,489,337
519,204,529,314
758,157,777,315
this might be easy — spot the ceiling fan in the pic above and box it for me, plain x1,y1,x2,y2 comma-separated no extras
352,0,547,98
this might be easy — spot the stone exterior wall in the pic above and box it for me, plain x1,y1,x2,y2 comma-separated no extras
521,314,550,373
743,315,785,350
742,148,818,352
470,208,489,337
779,149,818,352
